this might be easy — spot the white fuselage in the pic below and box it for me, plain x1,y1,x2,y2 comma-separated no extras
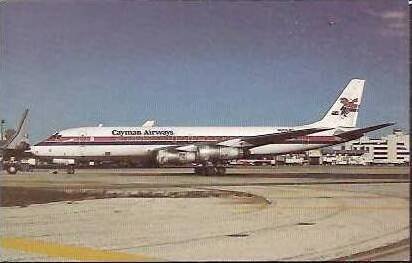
30,125,344,162
8,78,367,168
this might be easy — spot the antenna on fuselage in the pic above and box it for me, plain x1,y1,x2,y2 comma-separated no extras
142,120,156,127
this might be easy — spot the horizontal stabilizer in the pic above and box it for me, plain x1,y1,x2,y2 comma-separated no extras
335,123,395,139
241,127,332,147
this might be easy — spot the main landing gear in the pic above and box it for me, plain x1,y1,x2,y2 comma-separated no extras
194,162,226,176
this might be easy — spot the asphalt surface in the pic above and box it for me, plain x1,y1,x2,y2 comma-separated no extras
0,167,409,261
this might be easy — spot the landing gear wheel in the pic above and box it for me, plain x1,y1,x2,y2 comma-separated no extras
66,166,75,174
196,167,209,176
206,166,217,176
216,166,226,176
194,167,203,175
6,165,18,175
195,164,225,176
194,166,213,176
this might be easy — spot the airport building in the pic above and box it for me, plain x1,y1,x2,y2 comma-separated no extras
248,129,410,166
329,129,410,165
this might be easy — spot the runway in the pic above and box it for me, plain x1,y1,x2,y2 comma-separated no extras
0,168,409,261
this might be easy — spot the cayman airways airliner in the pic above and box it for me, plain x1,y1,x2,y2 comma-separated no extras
2,79,393,175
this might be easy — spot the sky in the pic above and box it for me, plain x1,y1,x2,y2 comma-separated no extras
0,0,409,142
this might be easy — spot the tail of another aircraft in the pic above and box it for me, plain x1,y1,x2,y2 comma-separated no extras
312,79,365,128
4,109,30,150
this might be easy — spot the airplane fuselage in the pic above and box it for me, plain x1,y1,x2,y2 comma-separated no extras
30,125,345,161
3,78,394,175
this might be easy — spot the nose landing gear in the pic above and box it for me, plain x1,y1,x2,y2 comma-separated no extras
2,158,20,174
6,165,18,174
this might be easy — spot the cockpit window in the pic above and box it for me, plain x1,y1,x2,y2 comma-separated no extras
48,133,62,140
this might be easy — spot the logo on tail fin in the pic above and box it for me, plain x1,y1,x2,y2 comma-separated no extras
331,98,359,117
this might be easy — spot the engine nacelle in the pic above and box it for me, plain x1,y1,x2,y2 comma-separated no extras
197,145,243,162
155,146,244,165
155,150,196,165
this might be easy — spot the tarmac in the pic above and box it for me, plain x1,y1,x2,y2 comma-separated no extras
0,166,410,261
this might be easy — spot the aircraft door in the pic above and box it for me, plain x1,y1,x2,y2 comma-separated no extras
79,129,87,157
303,135,310,145
303,135,309,145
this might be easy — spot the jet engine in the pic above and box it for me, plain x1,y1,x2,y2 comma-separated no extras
196,145,243,162
155,150,196,165
155,146,244,165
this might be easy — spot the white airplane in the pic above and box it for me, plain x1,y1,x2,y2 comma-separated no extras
2,79,393,175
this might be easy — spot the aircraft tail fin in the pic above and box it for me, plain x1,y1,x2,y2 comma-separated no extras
312,79,365,128
4,109,30,150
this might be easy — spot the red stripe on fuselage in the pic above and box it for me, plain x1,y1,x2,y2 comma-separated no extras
38,135,342,146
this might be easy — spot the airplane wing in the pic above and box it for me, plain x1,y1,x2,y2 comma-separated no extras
157,128,332,153
334,123,395,140
238,127,333,147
